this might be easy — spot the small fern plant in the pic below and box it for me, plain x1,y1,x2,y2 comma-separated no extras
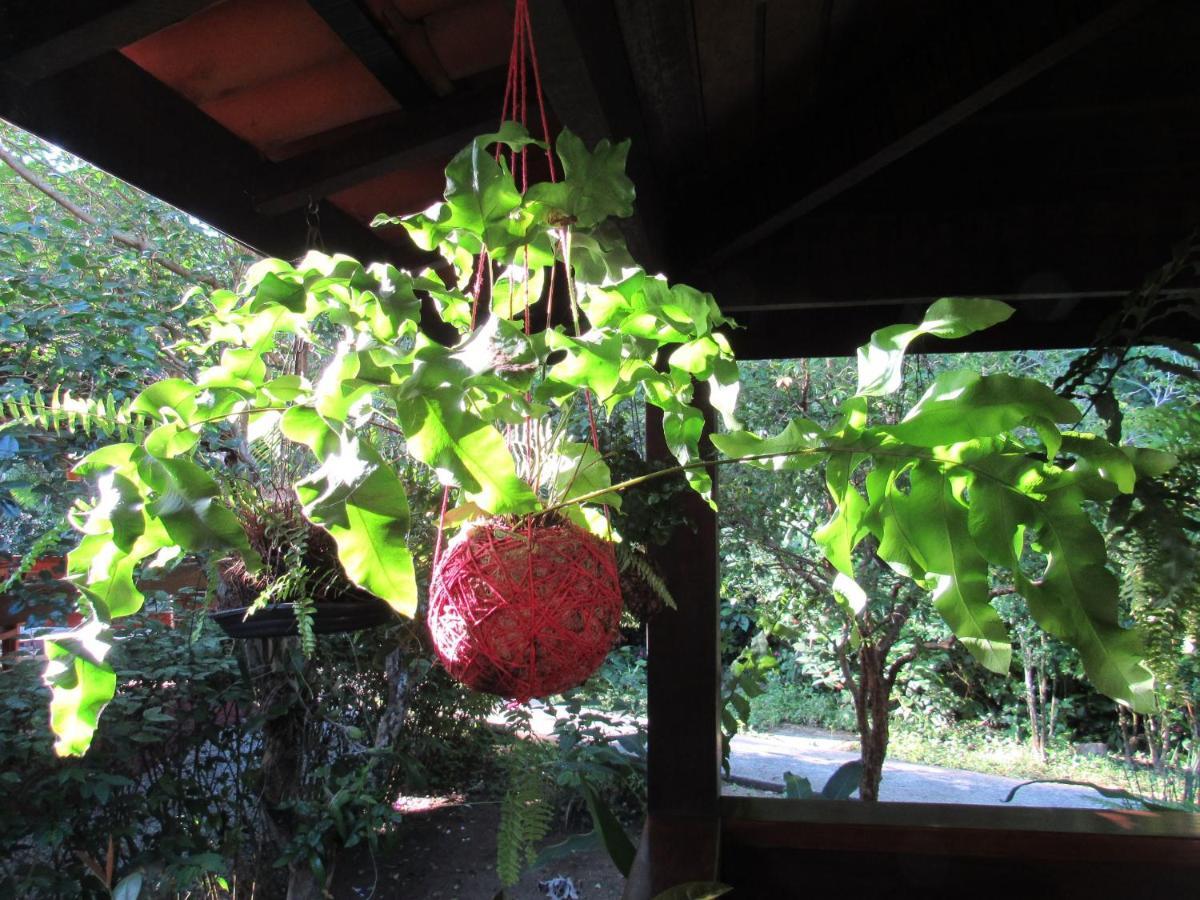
496,740,557,887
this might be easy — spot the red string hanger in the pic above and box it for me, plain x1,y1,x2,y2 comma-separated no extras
426,0,621,701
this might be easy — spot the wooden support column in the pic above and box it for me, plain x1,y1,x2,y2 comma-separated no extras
629,388,721,897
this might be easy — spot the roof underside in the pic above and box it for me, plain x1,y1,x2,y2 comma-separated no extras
1,0,1197,357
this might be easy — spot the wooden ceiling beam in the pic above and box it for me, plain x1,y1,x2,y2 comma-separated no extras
702,0,1160,266
252,85,500,215
710,196,1200,358
528,0,667,269
304,0,432,108
611,0,707,186
0,0,217,83
0,51,431,270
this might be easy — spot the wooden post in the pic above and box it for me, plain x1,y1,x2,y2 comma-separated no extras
631,389,721,896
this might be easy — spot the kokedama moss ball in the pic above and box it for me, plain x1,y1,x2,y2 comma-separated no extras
427,515,622,700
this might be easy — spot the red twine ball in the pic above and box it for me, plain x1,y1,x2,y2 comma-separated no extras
427,516,622,700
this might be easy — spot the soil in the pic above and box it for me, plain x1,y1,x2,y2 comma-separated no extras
331,796,629,900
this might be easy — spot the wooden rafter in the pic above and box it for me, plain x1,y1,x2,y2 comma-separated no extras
304,0,432,108
712,187,1200,358
0,0,217,82
0,51,431,269
703,0,1160,265
252,85,500,215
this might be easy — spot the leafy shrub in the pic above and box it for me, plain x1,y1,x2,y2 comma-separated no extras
0,613,258,897
748,672,857,733
583,645,647,719
393,659,500,794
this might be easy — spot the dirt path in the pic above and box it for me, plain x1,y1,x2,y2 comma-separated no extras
729,726,1113,808
333,799,624,900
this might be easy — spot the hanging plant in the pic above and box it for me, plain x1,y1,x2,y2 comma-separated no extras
207,500,395,645
24,110,1167,756
32,119,739,755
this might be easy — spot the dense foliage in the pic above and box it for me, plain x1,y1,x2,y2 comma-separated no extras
0,121,253,559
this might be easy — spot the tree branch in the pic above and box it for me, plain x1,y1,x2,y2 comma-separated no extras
885,636,955,690
0,140,220,289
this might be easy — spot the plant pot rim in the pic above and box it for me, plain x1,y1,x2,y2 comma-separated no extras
209,599,395,639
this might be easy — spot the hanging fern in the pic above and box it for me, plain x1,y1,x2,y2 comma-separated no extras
244,505,325,656
496,746,555,887
0,388,148,442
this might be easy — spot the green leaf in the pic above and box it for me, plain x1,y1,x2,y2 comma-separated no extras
131,379,199,424
856,298,1014,397
42,620,117,757
547,441,621,509
569,225,640,287
711,418,825,471
1123,446,1177,478
100,472,145,553
112,871,145,900
546,330,624,401
393,389,538,515
782,772,815,799
144,422,200,459
580,779,636,877
814,452,870,578
888,372,1081,447
669,336,721,379
250,271,305,312
831,571,868,614
491,265,545,319
140,457,254,556
68,534,150,619
281,409,416,615
527,128,635,228
1018,487,1156,712
965,454,1041,567
1058,432,1135,495
708,356,741,430
443,133,522,238
894,463,1011,672
1024,415,1063,460
820,759,864,800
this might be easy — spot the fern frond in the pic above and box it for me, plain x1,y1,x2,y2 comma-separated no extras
0,523,68,594
293,592,316,657
616,542,677,610
0,389,149,442
496,750,555,887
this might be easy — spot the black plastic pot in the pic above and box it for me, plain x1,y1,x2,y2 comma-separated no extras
209,600,396,639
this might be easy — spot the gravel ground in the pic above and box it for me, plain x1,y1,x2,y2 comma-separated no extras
728,727,1114,808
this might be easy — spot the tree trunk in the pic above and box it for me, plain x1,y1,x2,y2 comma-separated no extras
1023,649,1045,761
853,644,891,802
370,648,410,793
247,638,326,900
